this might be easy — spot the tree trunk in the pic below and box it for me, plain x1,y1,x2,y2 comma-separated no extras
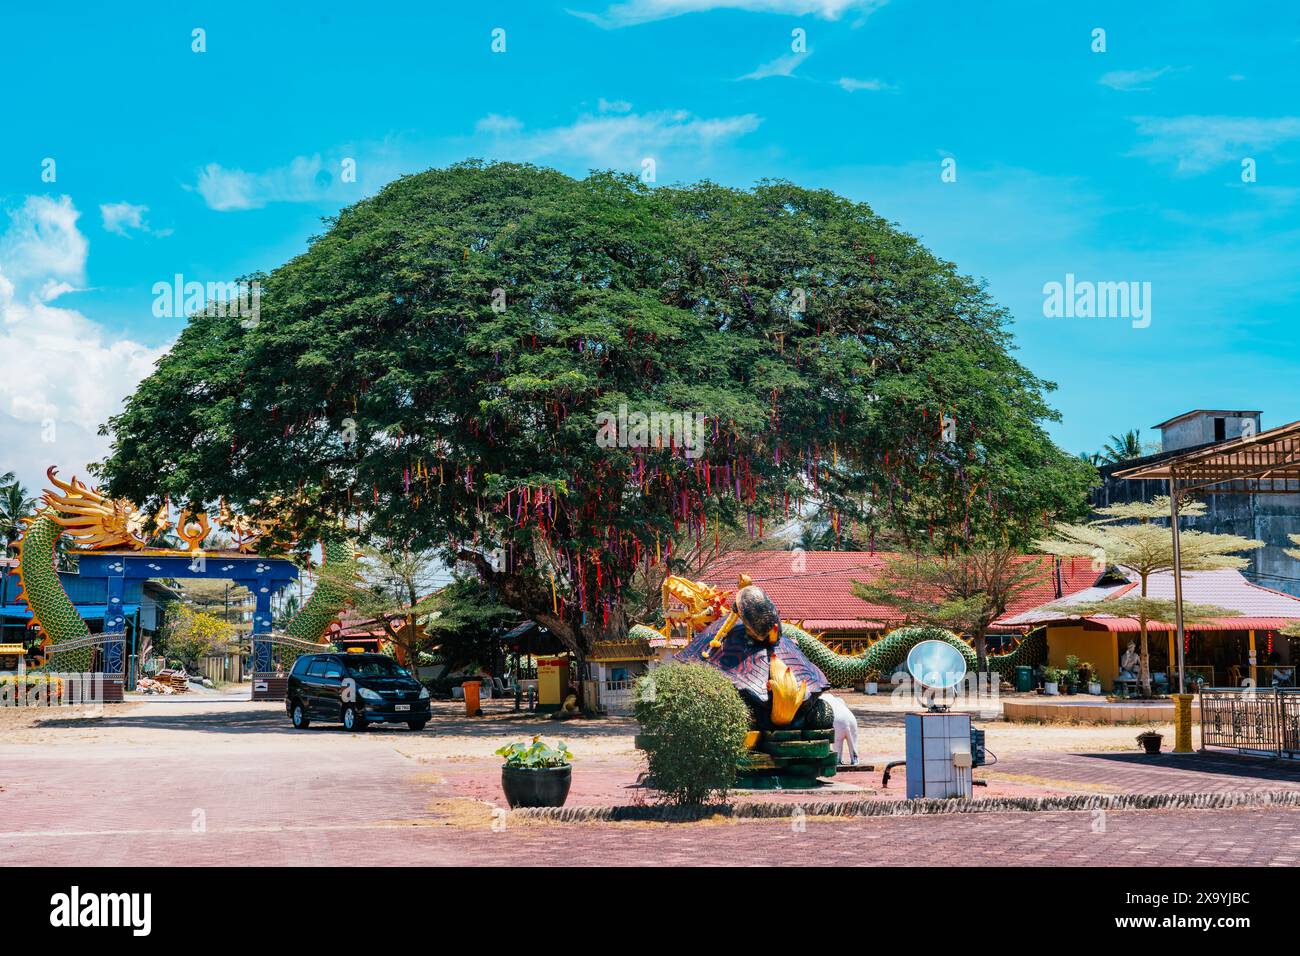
1138,620,1152,697
1138,573,1152,697
973,625,988,674
455,548,624,661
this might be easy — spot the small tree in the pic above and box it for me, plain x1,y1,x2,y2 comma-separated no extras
161,605,237,670
634,663,750,806
317,540,447,665
419,576,518,672
0,478,36,547
1036,497,1263,695
1101,430,1148,464
852,546,1045,672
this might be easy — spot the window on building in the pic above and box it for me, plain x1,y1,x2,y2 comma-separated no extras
1214,417,1226,442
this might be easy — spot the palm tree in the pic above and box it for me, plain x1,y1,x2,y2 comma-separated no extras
1077,450,1103,467
1101,430,1145,464
0,480,37,547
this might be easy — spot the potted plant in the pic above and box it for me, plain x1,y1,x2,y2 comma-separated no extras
864,667,881,696
1136,728,1163,755
496,736,574,808
1043,668,1061,696
1082,662,1102,695
1063,655,1081,695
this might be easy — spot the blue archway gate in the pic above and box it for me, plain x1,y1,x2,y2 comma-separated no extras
17,468,352,704
66,551,309,702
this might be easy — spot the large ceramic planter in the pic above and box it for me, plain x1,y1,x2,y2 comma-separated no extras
1044,682,1059,696
501,765,572,808
1138,733,1163,755
864,682,879,696
1088,682,1102,695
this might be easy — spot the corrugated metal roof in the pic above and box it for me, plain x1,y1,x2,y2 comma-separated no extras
1086,616,1291,633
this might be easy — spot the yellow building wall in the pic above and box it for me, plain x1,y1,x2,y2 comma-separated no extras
1046,625,1120,690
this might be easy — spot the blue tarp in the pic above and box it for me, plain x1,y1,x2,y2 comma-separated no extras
0,604,140,621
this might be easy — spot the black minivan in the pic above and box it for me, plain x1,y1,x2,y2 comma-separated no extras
286,653,431,731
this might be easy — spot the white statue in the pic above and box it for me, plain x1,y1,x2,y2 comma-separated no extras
823,692,859,766
1118,640,1140,680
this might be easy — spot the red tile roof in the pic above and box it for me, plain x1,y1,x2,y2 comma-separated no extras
696,551,1102,632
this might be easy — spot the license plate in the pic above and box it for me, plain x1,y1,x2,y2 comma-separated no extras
395,704,410,712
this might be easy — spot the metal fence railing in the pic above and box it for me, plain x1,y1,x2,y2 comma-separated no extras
252,634,331,675
1199,686,1300,759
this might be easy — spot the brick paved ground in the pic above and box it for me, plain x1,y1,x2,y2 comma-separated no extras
9,806,1300,867
4,699,1300,866
989,751,1300,795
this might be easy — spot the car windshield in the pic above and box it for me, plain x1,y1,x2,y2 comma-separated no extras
344,657,411,678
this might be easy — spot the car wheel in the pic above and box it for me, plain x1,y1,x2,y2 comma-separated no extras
343,706,368,732
407,720,427,731
290,701,310,729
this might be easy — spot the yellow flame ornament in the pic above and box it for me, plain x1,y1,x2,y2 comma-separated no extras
767,657,807,727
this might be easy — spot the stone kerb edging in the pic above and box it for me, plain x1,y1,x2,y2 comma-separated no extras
509,789,1300,823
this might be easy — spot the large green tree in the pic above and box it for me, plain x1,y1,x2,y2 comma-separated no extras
96,161,1093,656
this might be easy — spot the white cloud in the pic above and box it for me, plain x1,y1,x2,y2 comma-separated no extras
100,202,150,236
0,196,87,285
475,114,524,135
571,0,886,28
190,147,419,212
0,197,168,490
1099,66,1177,92
474,107,761,169
739,52,808,81
598,98,634,113
191,155,343,211
837,76,893,92
1130,115,1300,173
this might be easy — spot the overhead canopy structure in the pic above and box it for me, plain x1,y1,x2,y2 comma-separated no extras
1115,418,1300,692
1115,420,1300,495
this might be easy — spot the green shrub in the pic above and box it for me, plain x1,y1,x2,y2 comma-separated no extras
634,663,751,806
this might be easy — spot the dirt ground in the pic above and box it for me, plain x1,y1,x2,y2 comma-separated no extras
0,691,1174,758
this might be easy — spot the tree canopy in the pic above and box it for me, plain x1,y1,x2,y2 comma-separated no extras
97,161,1094,654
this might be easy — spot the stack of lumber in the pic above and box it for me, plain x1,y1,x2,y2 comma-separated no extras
152,669,190,693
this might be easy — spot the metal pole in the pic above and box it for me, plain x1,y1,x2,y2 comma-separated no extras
1170,474,1187,695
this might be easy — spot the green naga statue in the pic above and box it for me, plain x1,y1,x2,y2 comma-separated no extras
13,468,355,672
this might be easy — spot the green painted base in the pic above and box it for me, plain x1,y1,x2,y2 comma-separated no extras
735,772,823,790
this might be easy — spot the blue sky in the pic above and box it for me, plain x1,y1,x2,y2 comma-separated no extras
3,0,1299,491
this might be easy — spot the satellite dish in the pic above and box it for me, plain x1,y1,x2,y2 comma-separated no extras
905,640,968,691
